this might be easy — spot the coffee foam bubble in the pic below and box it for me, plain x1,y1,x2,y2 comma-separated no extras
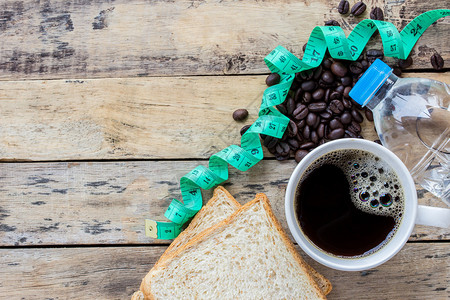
303,148,405,251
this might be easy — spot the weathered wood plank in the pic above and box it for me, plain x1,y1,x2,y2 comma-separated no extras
1,160,448,246
0,243,448,299
1,73,449,161
0,0,448,79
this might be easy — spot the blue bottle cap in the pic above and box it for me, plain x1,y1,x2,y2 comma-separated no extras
349,59,393,107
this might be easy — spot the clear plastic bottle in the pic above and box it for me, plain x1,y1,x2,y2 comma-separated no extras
350,59,449,206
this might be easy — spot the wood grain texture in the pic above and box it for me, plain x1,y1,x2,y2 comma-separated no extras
0,0,448,79
1,160,448,246
0,243,448,299
1,72,449,161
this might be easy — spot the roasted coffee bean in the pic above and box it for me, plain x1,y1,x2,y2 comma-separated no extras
398,56,413,69
296,119,306,130
303,91,313,103
330,118,344,130
280,142,291,155
370,7,384,20
294,88,303,103
343,86,352,98
431,53,444,70
366,49,383,63
295,149,309,163
313,66,323,80
312,88,325,100
321,70,334,83
392,67,402,77
319,110,332,120
312,115,321,129
349,61,363,74
300,141,316,149
276,104,287,115
264,136,278,149
345,129,358,138
275,143,284,155
335,85,345,94
290,80,300,92
287,138,299,151
287,120,298,137
361,59,369,70
351,109,364,123
351,1,366,16
240,125,251,136
276,154,290,161
331,61,348,77
296,132,304,143
349,120,362,133
266,73,280,86
338,0,350,14
286,96,296,115
318,138,327,146
302,125,311,140
302,43,307,52
341,76,353,86
268,146,277,155
341,111,352,124
324,88,331,103
310,131,319,144
328,128,345,140
317,123,326,138
325,20,340,26
329,99,345,114
301,80,316,92
233,109,248,121
365,108,374,121
322,59,333,69
330,91,341,100
308,102,327,112
350,98,363,110
342,98,353,109
374,139,382,145
293,104,309,120
306,112,318,127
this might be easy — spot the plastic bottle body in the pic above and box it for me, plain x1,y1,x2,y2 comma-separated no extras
368,75,450,205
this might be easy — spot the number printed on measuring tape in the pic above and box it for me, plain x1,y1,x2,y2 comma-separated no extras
147,9,450,239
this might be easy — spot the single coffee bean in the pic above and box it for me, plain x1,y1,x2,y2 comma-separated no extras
276,154,290,161
240,125,251,136
294,88,303,103
300,69,314,80
341,111,352,124
345,129,358,138
288,120,298,137
301,80,316,92
365,108,374,121
370,7,384,20
342,98,353,109
290,80,300,92
330,118,344,130
366,49,383,58
312,88,325,100
351,1,366,16
313,66,323,80
321,70,334,83
328,128,345,140
349,120,362,133
310,130,319,144
306,112,318,127
322,59,333,69
296,119,306,130
325,20,340,26
296,132,304,143
275,144,284,155
233,109,249,121
343,86,352,98
286,96,296,116
295,149,309,163
308,102,327,112
349,61,363,74
324,88,331,103
341,76,353,86
317,123,326,138
268,146,277,155
335,85,345,94
329,99,345,114
303,91,313,103
312,115,321,129
300,141,316,149
331,61,348,77
265,73,280,86
430,53,444,70
398,56,413,69
287,138,299,151
351,109,364,123
330,91,341,100
392,67,402,77
338,0,350,14
293,104,309,120
361,59,369,70
280,142,290,155
302,125,311,140
276,104,287,115
319,110,332,120
264,136,278,149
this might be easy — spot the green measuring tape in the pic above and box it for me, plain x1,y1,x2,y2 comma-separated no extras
146,9,450,240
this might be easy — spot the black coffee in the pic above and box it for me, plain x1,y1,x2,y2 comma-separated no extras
295,149,404,257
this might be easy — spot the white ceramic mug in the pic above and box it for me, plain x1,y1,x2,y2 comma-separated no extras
285,138,450,271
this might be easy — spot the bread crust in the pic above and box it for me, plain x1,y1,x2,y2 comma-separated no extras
142,193,328,299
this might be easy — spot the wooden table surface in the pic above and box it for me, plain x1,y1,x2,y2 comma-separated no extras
0,0,449,299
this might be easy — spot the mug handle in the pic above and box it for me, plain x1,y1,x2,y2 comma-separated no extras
416,205,450,228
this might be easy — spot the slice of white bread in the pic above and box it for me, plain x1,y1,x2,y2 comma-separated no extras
140,193,328,299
